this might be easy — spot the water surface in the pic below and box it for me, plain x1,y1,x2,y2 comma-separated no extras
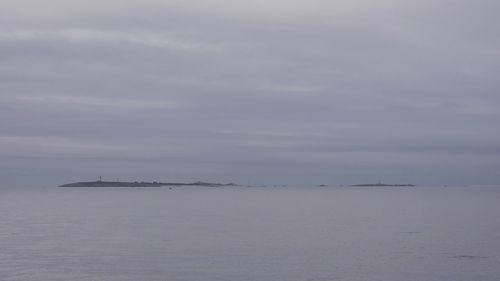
1,186,499,281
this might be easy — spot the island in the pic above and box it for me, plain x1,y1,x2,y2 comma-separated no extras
59,179,239,187
350,181,414,187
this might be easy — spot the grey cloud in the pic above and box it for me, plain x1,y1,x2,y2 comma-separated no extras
1,0,500,186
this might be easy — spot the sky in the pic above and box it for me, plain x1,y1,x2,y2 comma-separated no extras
1,0,500,187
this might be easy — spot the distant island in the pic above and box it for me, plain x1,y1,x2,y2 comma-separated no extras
59,179,239,188
350,181,414,187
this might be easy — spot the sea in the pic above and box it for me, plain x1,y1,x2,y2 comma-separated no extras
1,185,499,281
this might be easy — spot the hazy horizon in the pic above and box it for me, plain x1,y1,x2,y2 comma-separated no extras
2,0,500,187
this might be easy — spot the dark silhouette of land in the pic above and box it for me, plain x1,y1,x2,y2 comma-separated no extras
350,181,414,187
59,180,238,187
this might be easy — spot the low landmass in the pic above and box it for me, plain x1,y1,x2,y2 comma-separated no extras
59,180,239,187
59,180,414,188
350,181,414,187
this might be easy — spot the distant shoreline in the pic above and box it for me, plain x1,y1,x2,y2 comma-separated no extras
349,182,415,187
59,180,238,188
59,180,416,188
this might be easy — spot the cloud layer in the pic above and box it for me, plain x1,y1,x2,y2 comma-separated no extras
1,0,500,186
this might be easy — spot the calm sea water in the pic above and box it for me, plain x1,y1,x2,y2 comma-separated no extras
1,186,499,281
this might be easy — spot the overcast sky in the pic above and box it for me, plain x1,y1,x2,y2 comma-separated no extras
1,0,499,187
